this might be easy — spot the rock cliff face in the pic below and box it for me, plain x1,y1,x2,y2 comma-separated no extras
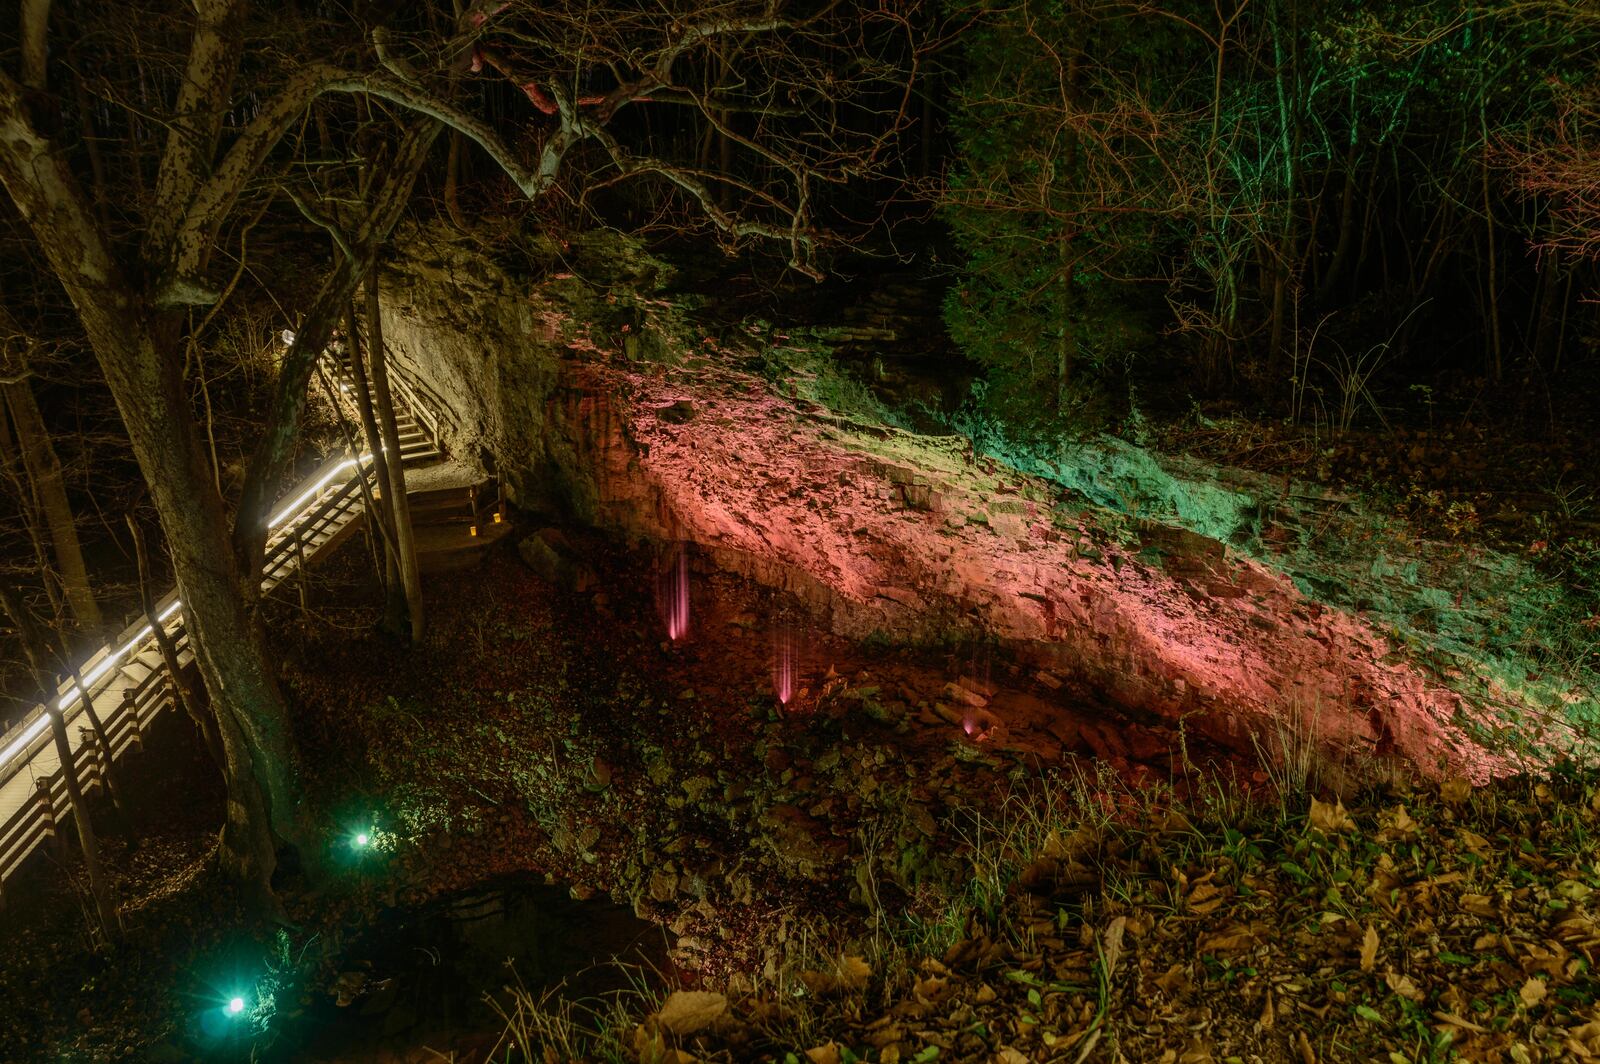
379,231,1570,784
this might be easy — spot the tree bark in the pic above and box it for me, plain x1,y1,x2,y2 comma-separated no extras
2,376,103,631
0,395,63,621
366,272,425,642
128,514,222,771
101,321,304,907
346,300,409,636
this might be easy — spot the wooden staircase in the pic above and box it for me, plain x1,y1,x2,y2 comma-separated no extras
404,462,514,574
320,357,511,573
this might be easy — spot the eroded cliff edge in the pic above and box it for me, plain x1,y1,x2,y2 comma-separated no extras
376,228,1589,783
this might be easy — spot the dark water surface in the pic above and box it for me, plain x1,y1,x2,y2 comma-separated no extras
292,875,667,1061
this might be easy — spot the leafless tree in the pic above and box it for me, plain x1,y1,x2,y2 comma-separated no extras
0,0,919,907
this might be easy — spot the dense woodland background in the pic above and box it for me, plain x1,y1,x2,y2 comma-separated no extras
941,0,1600,440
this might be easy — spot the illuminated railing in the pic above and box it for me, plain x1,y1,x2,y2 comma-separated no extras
0,357,442,896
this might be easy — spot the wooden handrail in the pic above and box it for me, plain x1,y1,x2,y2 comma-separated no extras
0,350,452,894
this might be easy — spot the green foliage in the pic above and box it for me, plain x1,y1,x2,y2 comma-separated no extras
941,0,1600,408
941,0,1173,430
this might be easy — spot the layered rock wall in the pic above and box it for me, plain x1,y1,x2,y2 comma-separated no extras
379,233,1571,783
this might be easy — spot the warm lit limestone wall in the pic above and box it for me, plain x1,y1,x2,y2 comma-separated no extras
378,225,675,516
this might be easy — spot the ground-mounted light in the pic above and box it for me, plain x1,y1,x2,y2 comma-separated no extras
225,995,246,1017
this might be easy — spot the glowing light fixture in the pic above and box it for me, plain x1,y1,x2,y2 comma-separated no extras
226,996,246,1016
355,832,370,848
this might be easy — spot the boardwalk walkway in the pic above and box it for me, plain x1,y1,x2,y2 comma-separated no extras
0,358,445,897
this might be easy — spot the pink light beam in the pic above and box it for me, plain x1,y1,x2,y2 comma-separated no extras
657,545,690,641
772,622,796,705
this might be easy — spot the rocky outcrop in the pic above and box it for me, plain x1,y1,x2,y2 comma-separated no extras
377,225,677,516
379,231,1574,783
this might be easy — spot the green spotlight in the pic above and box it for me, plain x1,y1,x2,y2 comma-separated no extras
355,832,369,847
226,996,246,1016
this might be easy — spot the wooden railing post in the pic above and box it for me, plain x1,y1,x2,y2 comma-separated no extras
294,521,310,614
35,777,60,857
121,688,142,749
78,725,103,793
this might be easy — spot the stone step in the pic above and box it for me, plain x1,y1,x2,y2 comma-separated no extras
414,518,514,575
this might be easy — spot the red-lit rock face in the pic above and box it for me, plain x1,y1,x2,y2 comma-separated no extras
375,235,1571,785
550,359,1565,784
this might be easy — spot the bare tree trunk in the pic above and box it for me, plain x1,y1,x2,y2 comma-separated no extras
19,0,52,92
231,120,441,592
0,579,120,942
316,363,393,590
1315,141,1361,306
103,321,305,909
1057,234,1073,409
3,377,103,632
1056,38,1082,410
366,272,424,642
346,301,409,636
0,401,63,621
128,513,222,770
47,702,119,942
1481,103,1503,383
444,130,469,230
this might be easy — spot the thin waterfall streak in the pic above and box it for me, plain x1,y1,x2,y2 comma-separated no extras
772,622,795,705
657,544,690,641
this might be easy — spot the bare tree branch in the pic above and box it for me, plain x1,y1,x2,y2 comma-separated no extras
146,0,247,271
19,0,52,92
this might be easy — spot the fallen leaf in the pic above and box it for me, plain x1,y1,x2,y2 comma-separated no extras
806,1042,841,1064
1103,915,1127,975
1559,880,1594,902
1384,972,1423,1001
1199,927,1255,953
654,990,727,1036
1361,924,1379,972
1188,879,1226,914
634,1023,669,1064
1155,964,1190,995
1520,977,1548,1009
1440,777,1471,805
837,955,872,990
1310,797,1356,833
1432,1009,1488,1032
1379,804,1419,840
